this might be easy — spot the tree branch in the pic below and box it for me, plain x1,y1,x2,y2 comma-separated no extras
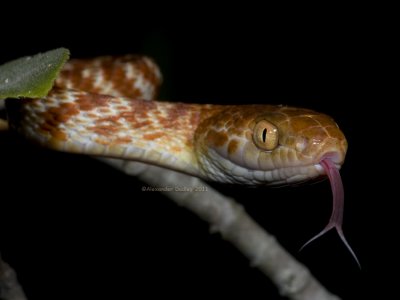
100,158,341,300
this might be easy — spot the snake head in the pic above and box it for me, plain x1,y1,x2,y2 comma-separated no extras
195,105,347,186
195,105,359,266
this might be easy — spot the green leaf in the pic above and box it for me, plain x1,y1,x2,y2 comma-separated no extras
0,48,70,99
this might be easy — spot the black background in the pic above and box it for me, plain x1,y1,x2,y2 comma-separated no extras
0,5,395,300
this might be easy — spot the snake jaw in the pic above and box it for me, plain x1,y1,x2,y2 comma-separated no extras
196,145,329,185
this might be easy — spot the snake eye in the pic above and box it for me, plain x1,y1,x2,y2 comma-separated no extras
253,120,279,151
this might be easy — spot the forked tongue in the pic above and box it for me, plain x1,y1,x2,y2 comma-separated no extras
300,158,360,268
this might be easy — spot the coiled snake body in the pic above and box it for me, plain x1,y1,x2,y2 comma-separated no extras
5,55,359,266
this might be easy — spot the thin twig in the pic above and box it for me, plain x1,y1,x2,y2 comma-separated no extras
0,255,27,300
101,158,341,300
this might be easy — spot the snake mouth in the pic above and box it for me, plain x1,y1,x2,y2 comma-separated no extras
268,152,345,186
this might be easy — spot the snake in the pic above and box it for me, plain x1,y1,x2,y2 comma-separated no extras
4,55,359,266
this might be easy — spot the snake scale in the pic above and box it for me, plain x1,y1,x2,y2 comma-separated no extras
5,55,359,266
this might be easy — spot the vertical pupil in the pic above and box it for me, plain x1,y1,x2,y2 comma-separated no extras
262,128,267,143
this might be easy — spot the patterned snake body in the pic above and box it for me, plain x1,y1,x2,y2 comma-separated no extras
5,55,358,265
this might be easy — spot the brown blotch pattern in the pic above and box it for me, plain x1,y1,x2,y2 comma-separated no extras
142,132,164,140
56,55,162,99
35,91,81,142
113,137,133,144
76,93,110,111
206,130,229,148
88,125,119,137
227,139,240,155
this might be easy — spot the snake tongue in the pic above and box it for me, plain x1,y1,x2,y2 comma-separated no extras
300,158,360,268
